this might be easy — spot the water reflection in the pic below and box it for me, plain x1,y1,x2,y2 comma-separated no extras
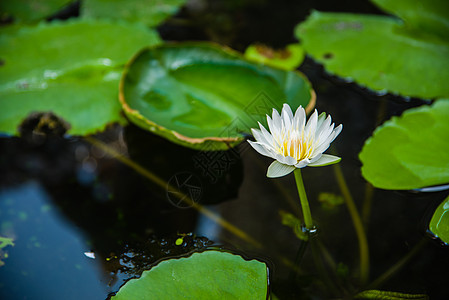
0,181,107,299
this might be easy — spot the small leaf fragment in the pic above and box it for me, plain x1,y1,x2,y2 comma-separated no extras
429,195,449,244
244,43,305,71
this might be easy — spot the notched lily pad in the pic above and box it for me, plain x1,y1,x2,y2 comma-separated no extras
120,42,315,150
295,9,449,99
359,99,449,190
372,0,449,40
111,250,269,299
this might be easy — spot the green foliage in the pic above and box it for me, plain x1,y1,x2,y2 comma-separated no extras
0,20,161,136
81,0,186,27
359,99,449,190
120,42,315,150
244,43,305,71
295,3,449,99
279,210,307,240
372,0,449,40
318,192,344,210
355,289,428,299
429,195,449,244
0,0,73,23
111,250,268,299
0,236,14,267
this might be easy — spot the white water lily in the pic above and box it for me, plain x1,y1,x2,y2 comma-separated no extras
248,104,342,178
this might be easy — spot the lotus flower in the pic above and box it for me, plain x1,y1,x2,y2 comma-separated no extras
248,104,342,178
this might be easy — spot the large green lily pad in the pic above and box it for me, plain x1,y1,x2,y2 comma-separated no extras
0,20,161,136
359,99,449,190
81,0,186,27
429,195,449,245
372,0,449,40
120,42,315,150
295,9,449,99
111,250,269,299
0,0,73,23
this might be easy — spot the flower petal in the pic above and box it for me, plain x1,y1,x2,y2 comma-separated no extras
274,153,296,166
313,124,342,156
252,126,271,146
267,160,296,178
267,113,281,139
271,108,282,131
305,109,318,139
309,153,322,164
308,154,341,167
281,103,293,129
259,122,275,145
316,112,327,132
316,114,332,140
294,158,311,168
283,155,297,165
293,105,306,131
248,140,273,158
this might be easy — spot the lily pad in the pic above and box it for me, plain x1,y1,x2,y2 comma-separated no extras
244,43,305,71
81,0,186,27
0,0,73,23
111,250,269,299
120,42,315,150
372,0,449,40
0,20,161,136
359,99,449,190
295,10,449,99
429,195,449,245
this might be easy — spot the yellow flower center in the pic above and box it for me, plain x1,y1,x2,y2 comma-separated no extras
276,130,313,162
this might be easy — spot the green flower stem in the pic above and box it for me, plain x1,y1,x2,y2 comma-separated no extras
333,164,370,285
294,168,314,230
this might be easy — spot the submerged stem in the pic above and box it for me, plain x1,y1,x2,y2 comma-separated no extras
288,239,309,281
333,164,370,285
294,168,314,230
362,183,375,227
367,238,427,289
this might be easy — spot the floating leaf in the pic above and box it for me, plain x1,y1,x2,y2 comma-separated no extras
318,192,344,210
111,250,268,299
0,20,161,136
120,42,315,150
295,10,449,99
359,99,449,190
0,0,73,23
244,43,305,71
355,289,428,299
279,210,307,241
429,195,449,244
372,0,449,40
0,236,14,267
81,0,186,27
0,236,14,249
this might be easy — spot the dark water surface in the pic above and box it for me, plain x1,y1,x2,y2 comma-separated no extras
1,0,449,299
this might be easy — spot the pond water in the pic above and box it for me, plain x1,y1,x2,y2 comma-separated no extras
1,0,449,299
